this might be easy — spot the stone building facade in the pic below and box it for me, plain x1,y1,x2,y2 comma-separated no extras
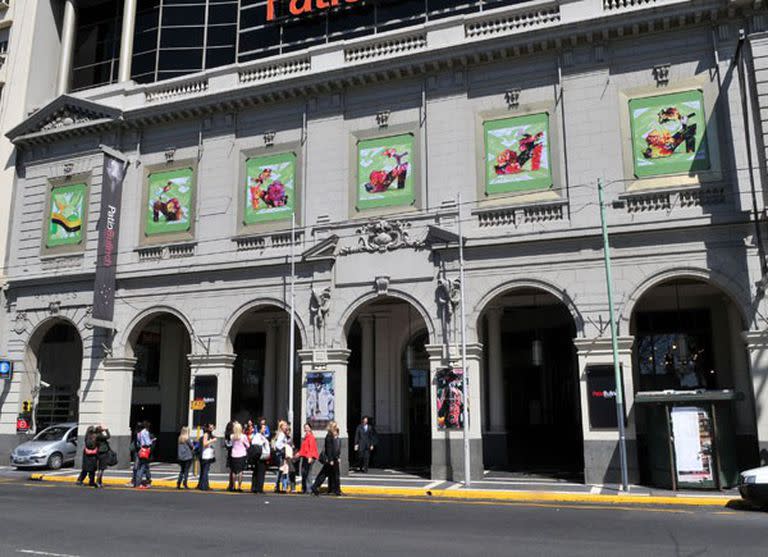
2,0,768,485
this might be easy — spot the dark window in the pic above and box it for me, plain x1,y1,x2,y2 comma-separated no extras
160,26,205,48
205,46,236,68
158,48,204,71
162,5,206,26
133,330,161,387
208,3,238,25
207,25,237,47
72,0,122,91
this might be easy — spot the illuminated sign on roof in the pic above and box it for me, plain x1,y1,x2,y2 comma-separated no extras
266,0,360,21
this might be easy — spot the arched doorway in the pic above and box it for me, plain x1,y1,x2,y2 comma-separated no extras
480,287,583,478
630,278,758,484
127,313,191,462
25,319,83,432
346,297,431,473
227,305,302,428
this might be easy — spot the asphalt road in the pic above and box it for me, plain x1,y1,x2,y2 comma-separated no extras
0,480,765,557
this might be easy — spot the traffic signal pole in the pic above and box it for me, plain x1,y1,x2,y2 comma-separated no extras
598,178,630,492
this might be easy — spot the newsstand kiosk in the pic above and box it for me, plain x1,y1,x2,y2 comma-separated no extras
634,390,740,490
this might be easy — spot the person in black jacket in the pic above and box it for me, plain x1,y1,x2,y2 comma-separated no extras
95,425,112,488
353,416,377,473
76,426,98,488
311,421,342,496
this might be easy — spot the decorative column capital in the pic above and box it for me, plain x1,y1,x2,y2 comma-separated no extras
188,353,237,371
102,357,137,372
298,348,351,366
574,336,634,355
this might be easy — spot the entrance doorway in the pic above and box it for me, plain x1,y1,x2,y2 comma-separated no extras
630,278,759,482
227,305,302,428
345,296,430,472
481,288,583,478
128,313,191,462
27,320,83,432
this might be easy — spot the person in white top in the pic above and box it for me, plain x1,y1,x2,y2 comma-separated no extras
272,420,289,493
250,423,270,494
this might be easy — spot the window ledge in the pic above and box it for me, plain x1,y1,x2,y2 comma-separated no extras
135,241,197,261
617,184,726,213
473,197,568,227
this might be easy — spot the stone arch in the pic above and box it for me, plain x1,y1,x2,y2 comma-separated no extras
119,305,195,358
619,266,751,333
222,297,308,353
338,288,437,348
473,278,585,338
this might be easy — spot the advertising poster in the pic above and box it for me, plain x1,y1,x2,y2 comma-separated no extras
145,167,194,236
436,367,464,429
357,133,415,210
92,152,127,327
47,183,86,248
306,371,335,429
671,405,714,485
629,89,710,178
244,152,296,225
586,364,625,429
484,112,552,194
192,375,217,428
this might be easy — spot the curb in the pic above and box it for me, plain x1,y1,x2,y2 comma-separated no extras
28,473,736,507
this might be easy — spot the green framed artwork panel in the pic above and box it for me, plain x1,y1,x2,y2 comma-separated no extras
484,112,552,194
244,152,296,225
47,183,87,248
629,89,710,178
356,133,415,210
145,167,194,236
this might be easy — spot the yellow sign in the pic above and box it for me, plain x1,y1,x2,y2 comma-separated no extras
190,399,206,411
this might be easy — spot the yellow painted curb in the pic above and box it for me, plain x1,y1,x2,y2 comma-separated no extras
27,473,736,507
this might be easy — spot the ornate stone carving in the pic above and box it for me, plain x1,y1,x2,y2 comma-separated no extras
341,219,424,255
263,130,276,147
652,64,670,86
84,306,94,330
48,301,61,315
437,275,461,344
376,110,391,128
374,276,390,296
13,312,28,335
40,110,93,131
310,286,332,347
164,147,176,163
63,162,75,176
504,88,521,108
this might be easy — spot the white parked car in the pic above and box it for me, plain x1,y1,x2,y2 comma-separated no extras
738,465,768,506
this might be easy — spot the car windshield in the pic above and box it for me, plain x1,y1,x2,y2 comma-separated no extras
34,427,69,441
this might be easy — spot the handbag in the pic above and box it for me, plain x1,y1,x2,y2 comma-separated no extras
246,443,260,464
202,446,215,461
84,446,98,456
107,449,118,467
260,441,271,461
138,446,151,460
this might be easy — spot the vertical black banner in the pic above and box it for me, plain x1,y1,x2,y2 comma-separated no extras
92,151,127,327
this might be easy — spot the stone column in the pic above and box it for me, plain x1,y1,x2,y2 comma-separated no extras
359,315,375,417
743,330,768,462
102,357,137,467
574,336,639,485
426,343,484,482
275,319,289,421
263,320,278,424
56,0,77,95
187,353,236,473
117,0,138,82
298,348,352,474
486,307,505,431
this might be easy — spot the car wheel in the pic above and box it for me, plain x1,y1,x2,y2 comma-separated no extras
47,453,63,470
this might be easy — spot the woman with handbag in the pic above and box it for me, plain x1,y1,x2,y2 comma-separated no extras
95,425,113,488
134,421,153,489
273,420,289,493
197,423,217,491
229,422,250,492
76,426,98,488
176,427,195,489
311,421,342,496
296,422,319,494
249,422,270,493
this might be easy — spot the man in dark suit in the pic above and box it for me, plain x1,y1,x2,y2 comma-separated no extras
354,416,377,473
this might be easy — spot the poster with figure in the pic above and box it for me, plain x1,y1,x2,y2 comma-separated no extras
436,367,464,429
145,167,194,236
484,113,552,194
47,183,87,248
671,405,714,485
357,133,415,210
244,152,296,225
306,371,335,429
629,89,710,178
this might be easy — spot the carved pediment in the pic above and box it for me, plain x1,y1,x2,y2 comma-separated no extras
302,234,339,262
7,95,122,142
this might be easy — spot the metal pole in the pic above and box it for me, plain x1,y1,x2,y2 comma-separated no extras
457,193,471,486
598,178,629,492
288,213,296,431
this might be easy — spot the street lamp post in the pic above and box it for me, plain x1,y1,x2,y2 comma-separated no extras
288,213,296,432
457,193,471,486
597,178,630,492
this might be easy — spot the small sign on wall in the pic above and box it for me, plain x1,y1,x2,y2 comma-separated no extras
0,360,12,381
586,364,625,429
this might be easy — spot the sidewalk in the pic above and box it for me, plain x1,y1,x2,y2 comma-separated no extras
28,465,740,507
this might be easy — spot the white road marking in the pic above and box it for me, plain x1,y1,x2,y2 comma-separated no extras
446,483,462,490
590,486,602,494
424,481,443,490
17,549,81,557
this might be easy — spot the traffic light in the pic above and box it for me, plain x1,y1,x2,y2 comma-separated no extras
21,400,32,414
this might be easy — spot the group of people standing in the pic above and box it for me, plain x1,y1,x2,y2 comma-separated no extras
77,416,376,495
